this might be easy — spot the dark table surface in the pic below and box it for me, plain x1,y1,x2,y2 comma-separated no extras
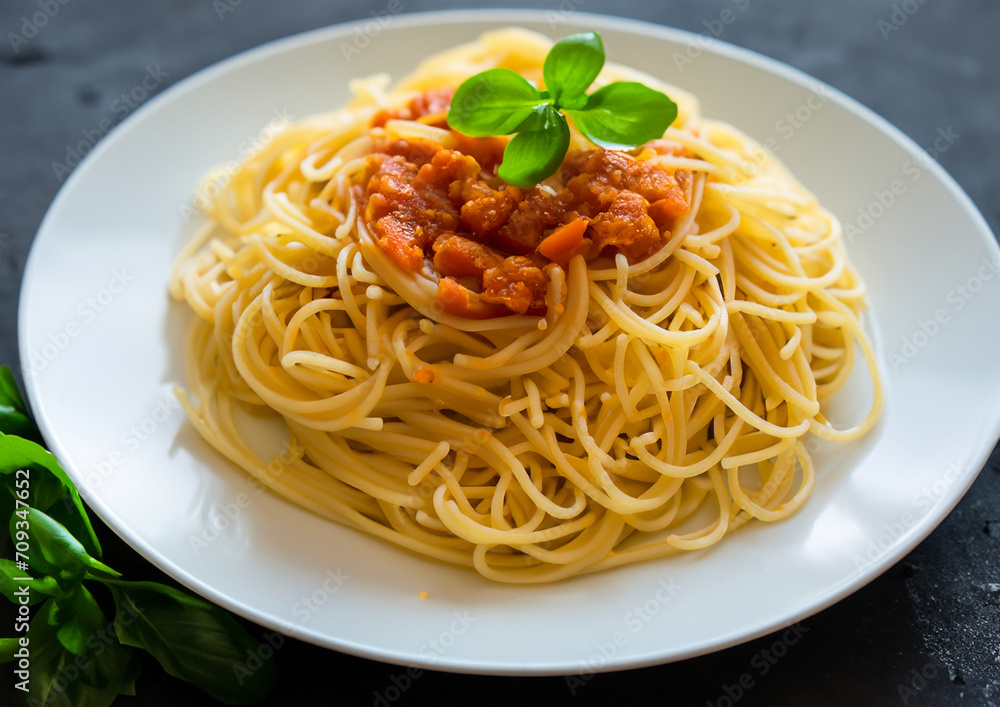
2,1,999,705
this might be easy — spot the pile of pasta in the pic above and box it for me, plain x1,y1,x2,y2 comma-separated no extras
170,29,881,583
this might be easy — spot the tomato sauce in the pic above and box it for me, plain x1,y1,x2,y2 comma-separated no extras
361,88,691,318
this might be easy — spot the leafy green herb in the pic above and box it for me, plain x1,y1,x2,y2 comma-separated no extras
0,637,19,663
1,432,101,557
25,595,139,707
1,558,63,605
0,367,40,442
53,584,109,655
12,507,119,580
449,68,545,136
566,81,678,148
0,365,278,705
498,105,571,189
103,580,279,705
542,31,604,105
447,31,678,187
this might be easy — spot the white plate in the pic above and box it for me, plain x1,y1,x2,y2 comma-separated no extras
19,10,1000,675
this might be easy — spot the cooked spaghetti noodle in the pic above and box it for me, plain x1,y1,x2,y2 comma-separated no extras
170,29,881,583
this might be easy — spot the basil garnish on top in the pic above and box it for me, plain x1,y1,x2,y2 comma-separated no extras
448,31,678,187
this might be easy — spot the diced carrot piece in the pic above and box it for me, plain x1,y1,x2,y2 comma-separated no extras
432,235,503,279
537,217,588,265
376,216,425,272
480,256,547,314
436,277,508,319
413,366,436,384
648,195,689,226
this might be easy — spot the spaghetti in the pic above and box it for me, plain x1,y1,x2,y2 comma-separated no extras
170,28,881,583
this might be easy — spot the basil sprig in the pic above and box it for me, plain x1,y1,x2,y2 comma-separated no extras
0,366,277,705
448,31,678,187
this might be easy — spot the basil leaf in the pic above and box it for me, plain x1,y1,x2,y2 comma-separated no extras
0,433,101,557
498,105,571,188
28,596,139,707
1,558,63,605
0,637,19,663
45,491,102,559
107,580,278,705
10,511,58,577
0,432,73,487
566,81,678,148
0,366,36,441
13,508,118,579
55,585,105,655
2,464,64,516
449,68,545,137
0,367,26,410
544,31,604,106
0,485,11,557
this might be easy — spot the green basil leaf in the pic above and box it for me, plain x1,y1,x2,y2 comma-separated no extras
0,486,11,557
1,558,63,605
2,462,68,564
498,105,571,188
0,367,36,440
55,585,106,655
10,512,59,578
2,465,65,515
45,491,102,559
0,366,27,412
566,81,678,148
544,31,604,106
0,637,20,664
448,68,545,137
13,508,118,579
27,603,78,707
0,434,102,558
107,580,277,705
27,596,139,707
0,432,72,488
37,472,67,511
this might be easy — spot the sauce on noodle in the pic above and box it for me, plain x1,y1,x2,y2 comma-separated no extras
362,89,693,318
